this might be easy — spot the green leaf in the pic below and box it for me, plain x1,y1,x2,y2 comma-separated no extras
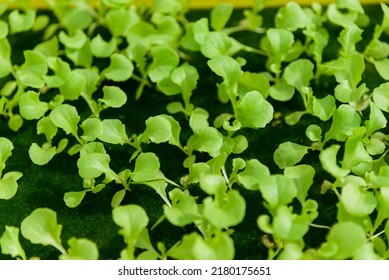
273,206,310,241
337,0,364,14
284,165,315,205
324,104,361,143
168,232,234,260
320,145,350,178
58,30,87,49
59,71,86,101
44,57,71,88
0,20,8,39
187,127,223,155
203,189,246,228
98,119,128,145
338,25,363,55
259,175,297,211
201,32,242,59
163,188,199,226
306,124,322,142
236,91,273,129
64,191,86,208
112,204,148,244
0,38,12,78
0,172,23,200
189,108,209,132
275,2,307,31
60,238,98,260
132,152,164,182
77,153,113,179
200,174,226,195
372,82,389,112
104,53,134,82
312,95,336,121
269,81,295,101
8,114,23,132
0,226,26,260
365,102,387,137
180,18,209,51
111,189,126,208
17,50,48,88
50,104,80,136
374,59,389,80
8,9,35,33
210,3,233,31
322,221,366,259
238,72,270,99
81,118,103,142
19,91,49,120
170,65,199,105
148,45,179,83
142,115,172,144
334,81,368,103
105,6,139,37
100,86,127,108
341,183,376,217
34,36,59,57
342,127,372,171
28,143,56,166
0,137,14,168
274,142,309,169
64,38,92,68
263,28,294,62
37,117,57,142
90,34,116,58
237,159,270,190
283,59,314,91
207,56,243,86
62,7,93,33
20,208,65,253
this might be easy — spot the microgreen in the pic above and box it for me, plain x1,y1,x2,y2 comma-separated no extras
2,0,389,261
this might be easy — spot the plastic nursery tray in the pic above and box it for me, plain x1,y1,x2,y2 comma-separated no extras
9,0,389,9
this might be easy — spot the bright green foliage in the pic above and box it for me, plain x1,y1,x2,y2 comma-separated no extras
77,152,114,180
236,91,273,129
373,82,389,112
324,105,361,143
210,3,233,31
208,56,243,86
112,204,149,259
341,183,376,216
98,119,128,145
319,221,366,259
50,104,80,136
90,34,116,58
60,238,99,260
100,86,127,108
284,165,315,205
259,175,297,213
168,232,234,260
274,142,310,169
8,9,35,33
20,208,66,254
320,145,351,179
203,189,246,228
19,91,48,120
63,191,86,208
283,59,314,91
237,159,270,190
0,226,26,260
104,53,134,82
163,189,199,226
16,50,48,88
0,138,22,200
28,143,56,166
275,2,307,31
